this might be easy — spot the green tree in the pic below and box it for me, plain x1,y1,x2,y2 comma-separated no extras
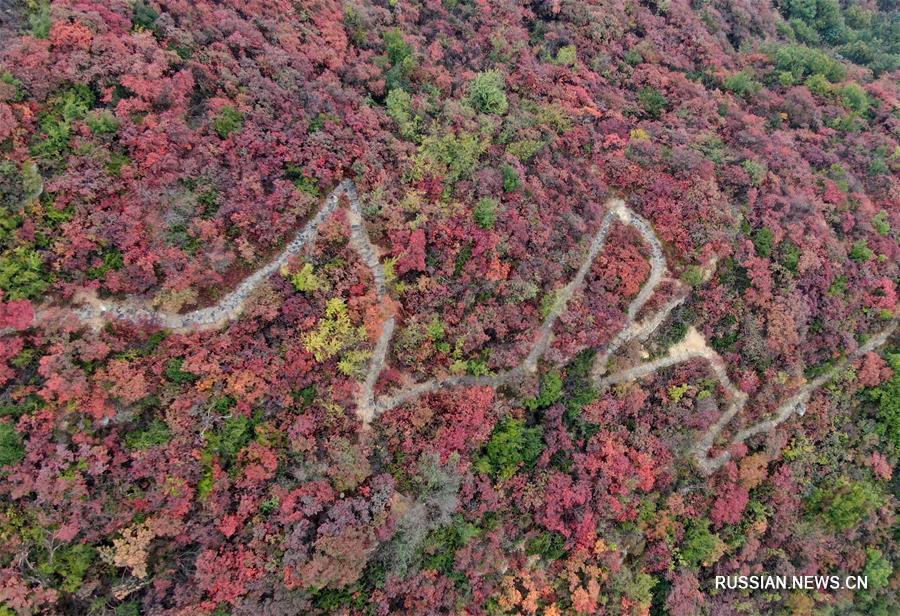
501,164,521,192
473,198,498,229
476,417,544,481
213,106,243,138
386,88,419,139
849,239,874,262
869,352,899,449
724,70,761,98
679,518,721,568
0,421,24,467
753,227,775,258
639,87,668,119
469,70,508,115
303,298,370,377
808,477,882,530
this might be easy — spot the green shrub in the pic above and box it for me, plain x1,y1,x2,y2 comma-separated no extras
681,265,705,287
205,413,255,467
386,88,418,139
724,70,761,97
639,87,668,119
780,240,801,272
808,477,882,530
86,110,120,135
849,239,874,262
871,211,890,236
741,159,767,186
0,247,50,300
839,83,869,114
29,1,51,39
870,352,899,449
753,227,775,258
771,43,845,83
804,73,832,95
126,419,171,450
506,138,544,161
524,370,563,411
213,106,243,138
552,44,577,66
416,131,488,184
0,421,24,467
132,1,160,32
477,417,544,481
679,518,720,568
288,263,325,293
526,531,567,560
422,515,480,573
469,70,508,115
864,548,892,590
383,29,417,91
473,197,498,229
164,358,198,384
501,163,520,192
304,298,370,377
36,544,95,593
31,85,95,164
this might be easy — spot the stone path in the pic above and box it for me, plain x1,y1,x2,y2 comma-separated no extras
13,181,896,474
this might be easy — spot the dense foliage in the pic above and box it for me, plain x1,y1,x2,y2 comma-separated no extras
0,1,897,614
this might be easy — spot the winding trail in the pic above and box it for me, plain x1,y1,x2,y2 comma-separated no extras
13,181,896,474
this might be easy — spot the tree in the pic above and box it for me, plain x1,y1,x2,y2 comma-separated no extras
469,71,508,115
0,421,24,467
476,417,544,481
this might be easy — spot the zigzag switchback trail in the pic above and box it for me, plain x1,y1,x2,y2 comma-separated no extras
16,181,896,474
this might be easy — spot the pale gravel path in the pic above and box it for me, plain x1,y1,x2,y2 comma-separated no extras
11,181,896,473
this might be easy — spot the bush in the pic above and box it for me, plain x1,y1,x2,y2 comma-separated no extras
741,159,767,186
126,419,171,450
0,421,24,467
473,198,498,229
639,87,668,119
849,239,873,262
303,298,370,377
501,163,520,192
871,211,890,236
524,370,563,411
839,83,869,114
287,263,325,293
477,417,544,481
164,358,198,384
679,518,721,568
0,247,50,300
805,73,832,95
870,352,899,449
416,131,488,184
132,1,160,32
864,548,892,590
28,1,51,39
205,413,255,467
526,531,567,560
213,106,243,138
808,477,882,530
753,227,775,258
780,240,801,272
31,85,95,164
771,44,845,83
383,28,416,90
724,70,761,98
552,44,577,66
469,70,508,115
386,88,418,139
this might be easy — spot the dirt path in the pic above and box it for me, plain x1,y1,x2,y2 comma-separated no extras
14,181,896,473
